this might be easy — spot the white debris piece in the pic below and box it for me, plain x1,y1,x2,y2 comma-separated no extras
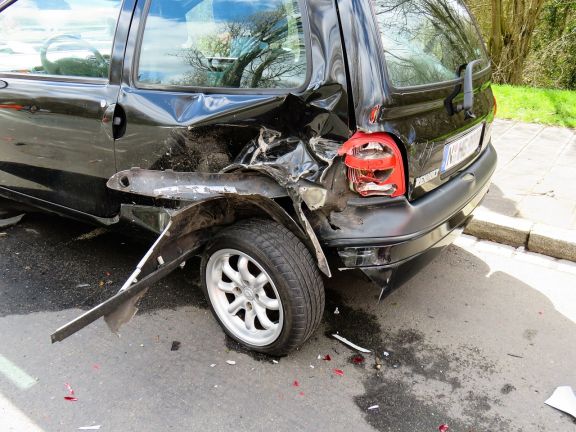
210,364,216,368
226,360,236,365
332,334,371,353
317,354,322,360
545,386,576,418
272,360,279,364
78,426,101,430
383,351,390,357
367,405,379,411
334,307,340,315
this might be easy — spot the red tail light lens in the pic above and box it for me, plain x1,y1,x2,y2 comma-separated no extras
338,132,406,197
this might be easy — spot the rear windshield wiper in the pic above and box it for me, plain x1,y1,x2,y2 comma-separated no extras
444,59,482,119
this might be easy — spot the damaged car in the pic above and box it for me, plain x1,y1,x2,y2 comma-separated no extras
0,0,497,355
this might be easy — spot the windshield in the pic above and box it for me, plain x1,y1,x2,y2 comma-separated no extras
372,0,489,88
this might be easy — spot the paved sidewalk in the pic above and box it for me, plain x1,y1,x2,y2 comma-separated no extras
485,120,576,229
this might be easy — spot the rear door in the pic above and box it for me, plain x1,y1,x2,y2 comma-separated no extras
112,0,309,175
0,0,131,217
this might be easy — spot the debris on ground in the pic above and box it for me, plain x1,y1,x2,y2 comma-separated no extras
64,382,78,401
323,354,331,361
383,351,390,357
272,360,279,364
352,355,364,364
0,232,7,237
438,424,449,432
78,426,101,430
374,355,383,370
210,364,216,368
332,334,371,353
298,391,305,396
76,284,90,288
501,384,516,394
309,365,315,369
74,227,108,241
293,380,300,387
507,353,523,358
0,213,24,229
367,405,379,411
334,307,340,315
333,369,344,376
226,360,236,365
171,341,181,351
545,386,576,418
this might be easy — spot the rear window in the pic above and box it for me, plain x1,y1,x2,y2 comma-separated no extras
372,0,489,88
137,0,307,90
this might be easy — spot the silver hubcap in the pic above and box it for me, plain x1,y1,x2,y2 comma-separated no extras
206,249,283,346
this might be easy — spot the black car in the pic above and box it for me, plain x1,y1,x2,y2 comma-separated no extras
0,0,497,355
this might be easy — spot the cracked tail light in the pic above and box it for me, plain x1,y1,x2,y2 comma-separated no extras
338,132,406,197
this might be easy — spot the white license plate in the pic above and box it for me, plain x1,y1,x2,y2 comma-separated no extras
441,125,484,173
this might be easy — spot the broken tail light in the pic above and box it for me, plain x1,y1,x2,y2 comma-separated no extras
338,132,406,197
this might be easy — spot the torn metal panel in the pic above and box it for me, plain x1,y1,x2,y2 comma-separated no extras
108,169,288,201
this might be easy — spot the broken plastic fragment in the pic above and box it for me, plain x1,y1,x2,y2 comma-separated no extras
78,426,101,430
334,307,340,315
272,360,279,364
367,405,379,410
323,354,331,361
293,380,300,387
64,396,78,402
333,369,344,376
545,386,576,418
171,341,181,351
65,383,75,395
309,365,315,369
383,351,390,357
438,424,449,432
299,391,305,396
210,364,216,368
226,360,236,365
332,334,371,353
0,213,24,228
352,356,364,364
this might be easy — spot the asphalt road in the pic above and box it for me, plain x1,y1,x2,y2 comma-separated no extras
1,213,575,432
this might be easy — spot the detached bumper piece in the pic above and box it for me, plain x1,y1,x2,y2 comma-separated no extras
50,199,228,343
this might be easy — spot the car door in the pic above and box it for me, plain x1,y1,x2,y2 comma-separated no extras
0,0,134,218
113,0,311,177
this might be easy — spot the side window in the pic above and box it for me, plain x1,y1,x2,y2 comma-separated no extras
137,0,308,89
0,0,121,78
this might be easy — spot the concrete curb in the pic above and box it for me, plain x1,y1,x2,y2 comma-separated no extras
464,208,576,262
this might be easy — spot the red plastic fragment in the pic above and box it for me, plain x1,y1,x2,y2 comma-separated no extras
299,391,305,396
292,380,300,387
65,383,75,395
333,369,344,376
438,424,449,432
323,354,331,361
92,364,100,370
64,396,78,402
352,356,365,364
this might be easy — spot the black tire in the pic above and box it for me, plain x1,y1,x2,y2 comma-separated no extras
200,218,325,356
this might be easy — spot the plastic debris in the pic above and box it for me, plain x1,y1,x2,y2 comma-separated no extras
334,307,340,315
352,355,365,364
171,341,181,351
383,351,390,357
333,369,344,376
64,396,78,402
0,213,24,228
323,354,331,361
438,424,449,432
272,360,279,364
92,364,100,370
293,380,300,387
78,426,101,430
332,334,371,353
299,391,305,396
545,386,576,418
210,364,216,368
65,383,75,395
76,284,90,288
226,360,236,365
367,405,379,410
309,365,315,369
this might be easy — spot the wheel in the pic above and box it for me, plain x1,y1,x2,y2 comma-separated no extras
201,218,325,355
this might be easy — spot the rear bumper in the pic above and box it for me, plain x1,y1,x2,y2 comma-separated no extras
317,143,497,285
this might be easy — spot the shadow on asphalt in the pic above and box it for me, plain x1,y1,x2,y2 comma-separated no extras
1,212,575,431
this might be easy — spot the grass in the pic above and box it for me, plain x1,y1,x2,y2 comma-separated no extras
492,84,576,128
